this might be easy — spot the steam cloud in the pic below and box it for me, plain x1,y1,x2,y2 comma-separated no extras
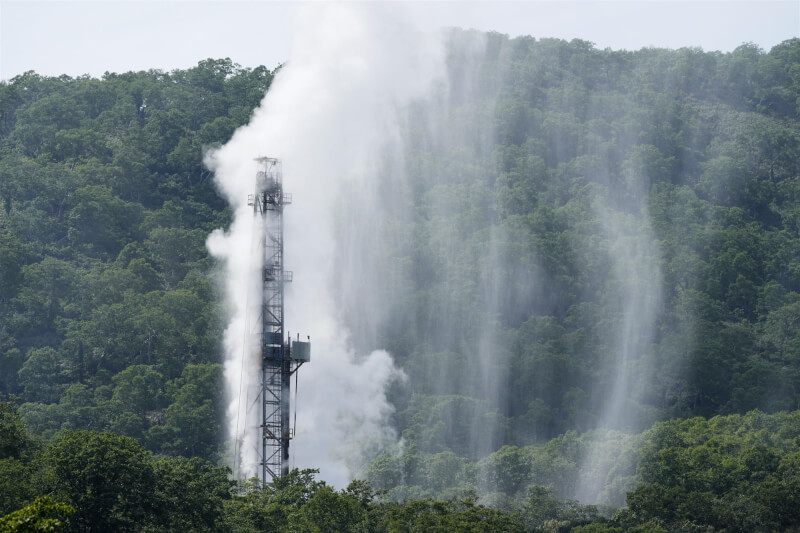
207,4,665,502
207,5,444,485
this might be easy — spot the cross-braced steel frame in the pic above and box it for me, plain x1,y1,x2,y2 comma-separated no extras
250,157,297,483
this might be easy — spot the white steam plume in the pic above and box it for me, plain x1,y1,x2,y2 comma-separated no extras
576,168,663,504
207,5,444,485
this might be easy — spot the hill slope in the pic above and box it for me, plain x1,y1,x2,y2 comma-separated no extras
0,35,799,521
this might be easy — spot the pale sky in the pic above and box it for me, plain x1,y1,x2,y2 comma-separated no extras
1,1,798,81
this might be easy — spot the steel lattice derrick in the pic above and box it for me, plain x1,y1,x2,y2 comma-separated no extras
248,157,308,484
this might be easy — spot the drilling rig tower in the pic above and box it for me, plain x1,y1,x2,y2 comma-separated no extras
248,157,310,483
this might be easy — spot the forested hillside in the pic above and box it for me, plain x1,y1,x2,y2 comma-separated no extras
0,59,271,460
1,33,800,532
352,34,800,508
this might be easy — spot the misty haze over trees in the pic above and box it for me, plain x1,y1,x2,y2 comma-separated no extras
1,29,799,532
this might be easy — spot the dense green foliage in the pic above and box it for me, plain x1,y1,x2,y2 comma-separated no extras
0,403,536,532
376,34,800,435
622,411,800,531
365,410,800,531
1,32,800,531
0,497,75,533
346,35,800,505
0,58,267,462
3,401,799,531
